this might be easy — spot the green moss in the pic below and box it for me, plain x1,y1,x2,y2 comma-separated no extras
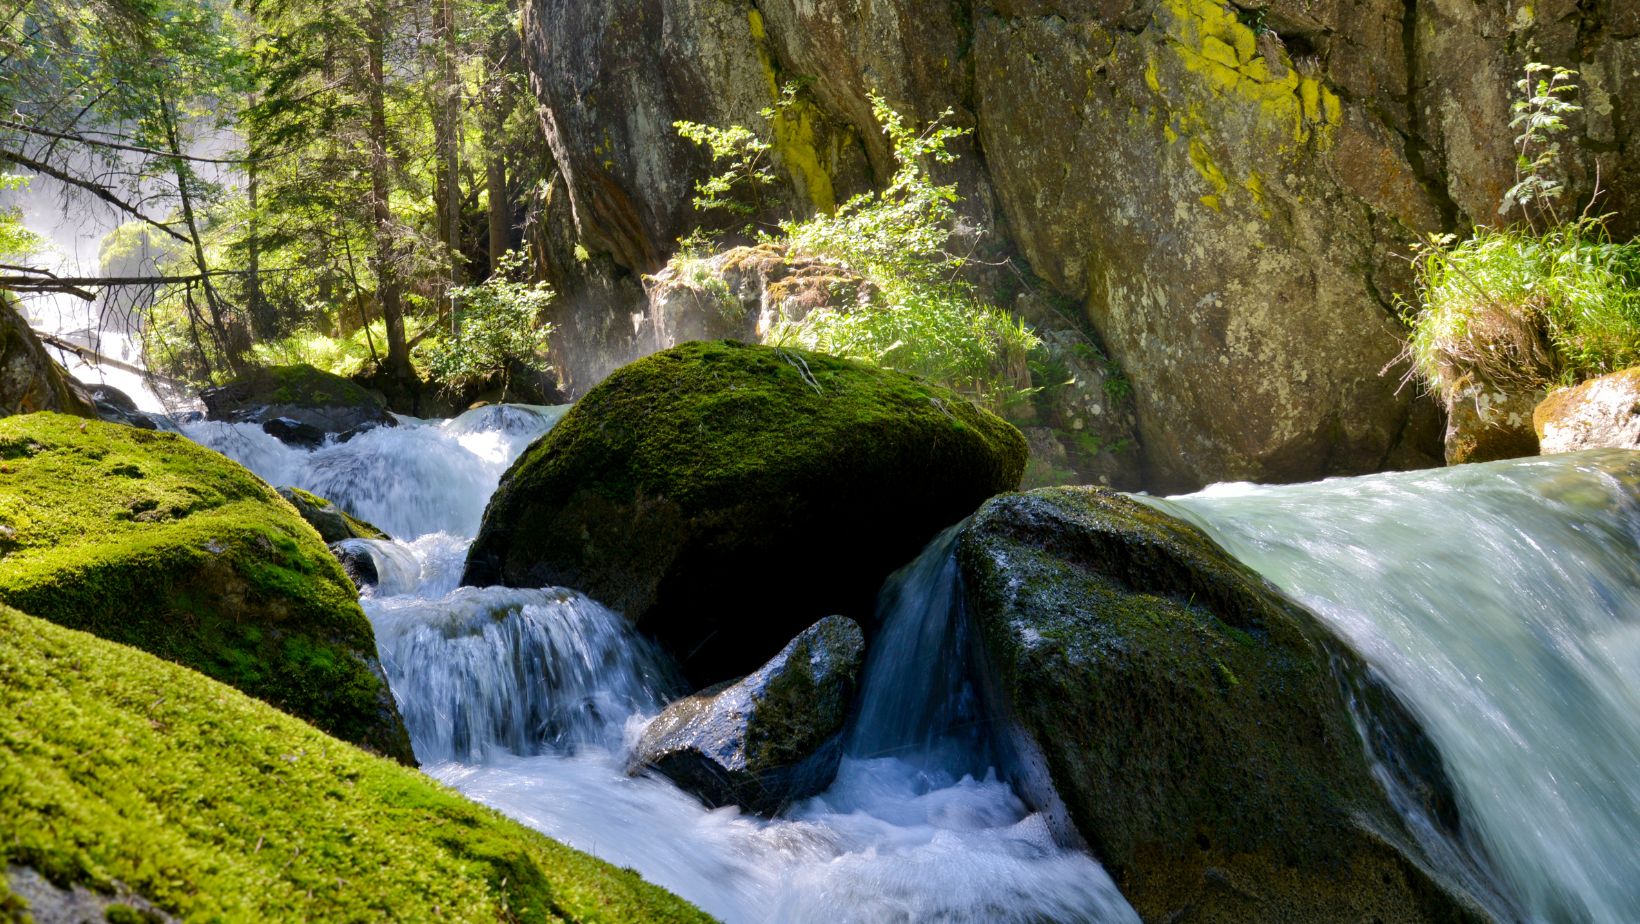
280,486,390,542
0,605,712,923
0,413,410,762
467,340,1026,681
260,364,381,409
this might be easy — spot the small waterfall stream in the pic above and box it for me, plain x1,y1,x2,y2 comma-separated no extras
183,396,1640,923
192,405,1136,923
1149,450,1640,924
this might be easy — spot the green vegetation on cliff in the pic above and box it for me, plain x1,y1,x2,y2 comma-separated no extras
0,604,712,923
677,94,1038,412
0,413,410,761
1403,65,1640,401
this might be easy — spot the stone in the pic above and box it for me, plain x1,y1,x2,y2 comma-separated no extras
0,413,412,763
276,486,390,544
0,294,97,421
463,340,1026,682
631,615,865,814
957,486,1496,923
1535,368,1640,454
201,364,396,443
1445,382,1543,464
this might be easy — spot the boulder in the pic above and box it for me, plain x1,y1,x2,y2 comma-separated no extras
631,615,864,814
463,340,1027,681
277,486,390,544
0,413,412,763
201,364,396,443
643,244,877,349
0,604,712,923
1444,383,1543,464
957,487,1495,924
1534,368,1640,454
79,380,166,431
0,294,97,420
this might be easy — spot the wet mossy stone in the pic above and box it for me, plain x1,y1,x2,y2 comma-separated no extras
957,488,1499,924
0,292,97,420
631,615,865,814
0,604,712,923
0,413,413,763
463,340,1028,682
201,363,394,439
277,486,390,544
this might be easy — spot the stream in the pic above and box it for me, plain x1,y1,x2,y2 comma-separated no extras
183,404,1640,924
184,406,1137,924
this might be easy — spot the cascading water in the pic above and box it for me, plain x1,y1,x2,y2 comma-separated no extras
1148,449,1640,924
191,404,1137,923
183,403,568,539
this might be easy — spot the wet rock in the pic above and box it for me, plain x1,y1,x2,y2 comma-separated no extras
1534,368,1640,454
331,541,381,591
1445,383,1543,464
202,364,395,443
81,381,164,431
277,486,390,544
631,616,864,814
263,416,327,448
957,487,1497,924
463,340,1026,682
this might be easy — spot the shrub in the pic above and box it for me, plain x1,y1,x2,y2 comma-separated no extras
1402,64,1640,398
1403,220,1640,395
423,249,554,397
679,92,1039,411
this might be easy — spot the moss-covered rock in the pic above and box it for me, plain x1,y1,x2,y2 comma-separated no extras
631,615,864,814
0,413,412,763
201,363,395,440
0,604,712,923
958,487,1495,923
277,486,390,543
0,293,97,421
464,340,1026,681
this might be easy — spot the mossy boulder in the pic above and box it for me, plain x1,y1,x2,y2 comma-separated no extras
1534,368,1640,454
464,340,1027,681
202,363,395,441
0,413,412,763
631,615,864,814
0,604,712,923
0,293,96,420
957,488,1495,924
277,486,390,543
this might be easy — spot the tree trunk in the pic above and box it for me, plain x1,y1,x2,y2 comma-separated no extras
487,153,508,272
162,100,245,375
367,0,415,388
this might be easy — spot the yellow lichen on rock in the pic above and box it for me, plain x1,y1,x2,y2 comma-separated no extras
1154,0,1341,148
749,8,837,213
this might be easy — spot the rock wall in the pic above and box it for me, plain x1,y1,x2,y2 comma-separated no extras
524,0,1640,489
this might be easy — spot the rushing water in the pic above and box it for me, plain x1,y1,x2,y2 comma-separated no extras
194,404,1136,924
1150,450,1640,924
182,404,568,539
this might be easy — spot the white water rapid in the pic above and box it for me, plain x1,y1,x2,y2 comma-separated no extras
190,404,1137,923
1150,449,1640,924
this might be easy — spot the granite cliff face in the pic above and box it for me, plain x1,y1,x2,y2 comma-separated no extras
523,0,1639,489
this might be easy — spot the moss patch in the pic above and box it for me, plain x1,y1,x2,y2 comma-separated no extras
0,413,410,762
279,486,390,543
465,340,1026,682
0,605,712,923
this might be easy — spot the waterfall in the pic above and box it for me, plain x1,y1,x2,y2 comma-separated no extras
184,403,567,539
1149,449,1640,924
